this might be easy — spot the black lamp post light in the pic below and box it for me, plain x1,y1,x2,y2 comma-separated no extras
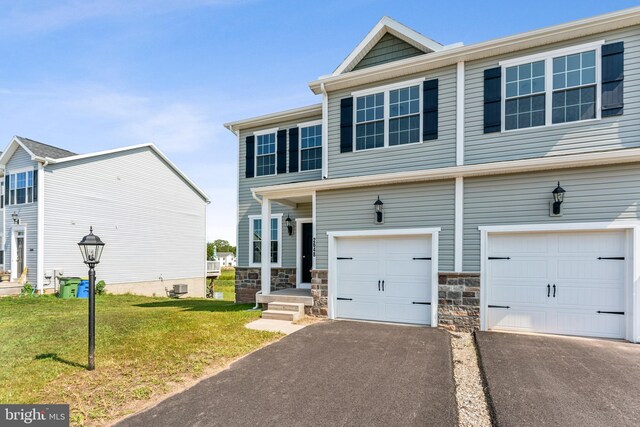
78,227,105,371
285,214,293,236
11,212,19,224
374,196,384,224
551,182,566,216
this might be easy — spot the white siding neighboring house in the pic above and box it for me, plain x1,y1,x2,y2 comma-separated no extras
0,136,209,297
216,252,236,267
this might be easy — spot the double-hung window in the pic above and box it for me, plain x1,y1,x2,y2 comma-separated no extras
300,123,322,171
353,79,423,151
502,42,601,131
255,132,276,176
249,214,281,266
8,170,34,205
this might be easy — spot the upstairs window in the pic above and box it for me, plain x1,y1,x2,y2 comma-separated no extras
355,92,385,150
300,123,322,171
501,42,601,132
552,51,596,123
8,171,35,205
249,215,281,266
389,85,421,145
256,132,276,176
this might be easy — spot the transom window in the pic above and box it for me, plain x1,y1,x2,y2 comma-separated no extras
353,81,423,151
256,133,276,176
300,123,322,171
8,171,35,205
249,215,281,266
502,42,601,131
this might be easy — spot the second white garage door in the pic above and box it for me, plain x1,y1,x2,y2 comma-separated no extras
335,235,433,325
486,230,627,339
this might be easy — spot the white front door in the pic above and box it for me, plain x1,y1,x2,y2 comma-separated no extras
335,236,432,325
486,230,626,339
11,227,27,281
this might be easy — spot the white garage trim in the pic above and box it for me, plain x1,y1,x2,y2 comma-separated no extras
479,222,640,343
327,227,441,326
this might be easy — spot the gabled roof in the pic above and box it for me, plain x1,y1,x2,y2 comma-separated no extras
0,136,209,202
332,16,458,76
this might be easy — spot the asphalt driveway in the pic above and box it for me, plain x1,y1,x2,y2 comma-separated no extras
117,321,457,427
476,331,640,426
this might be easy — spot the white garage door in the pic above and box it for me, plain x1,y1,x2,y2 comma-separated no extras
335,235,432,325
487,230,626,339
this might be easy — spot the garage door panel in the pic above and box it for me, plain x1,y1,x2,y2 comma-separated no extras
385,281,430,300
336,299,382,322
487,230,626,339
488,308,547,332
489,260,548,279
383,300,431,324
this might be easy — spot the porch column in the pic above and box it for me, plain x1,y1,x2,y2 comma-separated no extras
261,197,271,295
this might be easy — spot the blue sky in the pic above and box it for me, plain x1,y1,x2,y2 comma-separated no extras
1,0,637,244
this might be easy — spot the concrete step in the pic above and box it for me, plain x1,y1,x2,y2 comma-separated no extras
268,302,304,313
0,284,23,297
257,293,313,306
262,309,301,322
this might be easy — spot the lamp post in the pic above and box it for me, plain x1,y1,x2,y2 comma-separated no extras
78,227,105,371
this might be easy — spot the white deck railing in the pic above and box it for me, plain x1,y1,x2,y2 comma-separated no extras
207,260,221,275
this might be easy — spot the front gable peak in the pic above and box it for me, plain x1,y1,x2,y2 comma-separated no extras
333,16,451,76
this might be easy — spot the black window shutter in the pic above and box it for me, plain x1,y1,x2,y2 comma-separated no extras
33,168,38,202
340,97,354,153
484,67,502,133
423,79,438,141
288,127,299,173
601,41,624,117
276,129,287,174
245,136,255,178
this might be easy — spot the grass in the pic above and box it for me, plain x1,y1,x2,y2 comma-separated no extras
212,267,236,301
0,293,278,426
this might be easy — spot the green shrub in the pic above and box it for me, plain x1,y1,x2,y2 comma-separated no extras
96,280,106,295
21,282,35,296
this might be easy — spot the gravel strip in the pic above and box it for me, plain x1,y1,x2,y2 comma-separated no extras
450,331,492,427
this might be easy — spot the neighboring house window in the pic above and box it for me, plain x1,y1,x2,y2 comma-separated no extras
502,42,601,131
353,79,423,151
0,181,4,209
552,51,596,123
256,132,276,176
300,124,322,171
249,214,281,266
8,171,34,205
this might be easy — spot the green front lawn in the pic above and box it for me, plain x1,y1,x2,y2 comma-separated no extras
0,294,277,425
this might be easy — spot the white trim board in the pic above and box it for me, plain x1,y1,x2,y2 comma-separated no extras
478,221,640,343
327,227,441,327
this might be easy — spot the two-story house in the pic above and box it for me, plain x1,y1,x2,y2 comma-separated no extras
225,8,640,342
0,136,209,297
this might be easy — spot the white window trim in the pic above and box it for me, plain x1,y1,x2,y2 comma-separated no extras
500,40,604,133
352,79,424,152
253,129,278,177
6,168,36,206
298,120,323,172
249,213,283,268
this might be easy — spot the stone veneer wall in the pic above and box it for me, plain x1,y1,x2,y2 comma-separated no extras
234,267,296,303
437,272,480,331
309,269,328,316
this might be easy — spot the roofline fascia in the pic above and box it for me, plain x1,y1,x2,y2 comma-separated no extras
224,103,322,134
252,148,640,199
309,6,640,94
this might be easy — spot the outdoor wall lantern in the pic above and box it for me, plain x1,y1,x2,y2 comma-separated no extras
551,182,566,216
78,227,105,371
11,212,19,224
374,196,384,224
285,214,293,236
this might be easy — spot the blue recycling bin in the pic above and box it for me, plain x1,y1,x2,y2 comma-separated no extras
76,280,89,298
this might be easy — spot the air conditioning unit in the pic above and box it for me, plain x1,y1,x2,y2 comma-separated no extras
173,284,188,295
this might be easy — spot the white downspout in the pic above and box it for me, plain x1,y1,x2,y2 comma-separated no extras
36,161,47,294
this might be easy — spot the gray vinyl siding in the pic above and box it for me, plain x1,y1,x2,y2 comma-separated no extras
327,65,457,179
43,147,207,285
238,114,322,267
464,26,640,164
4,147,38,284
463,163,640,271
315,180,455,270
352,33,424,71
